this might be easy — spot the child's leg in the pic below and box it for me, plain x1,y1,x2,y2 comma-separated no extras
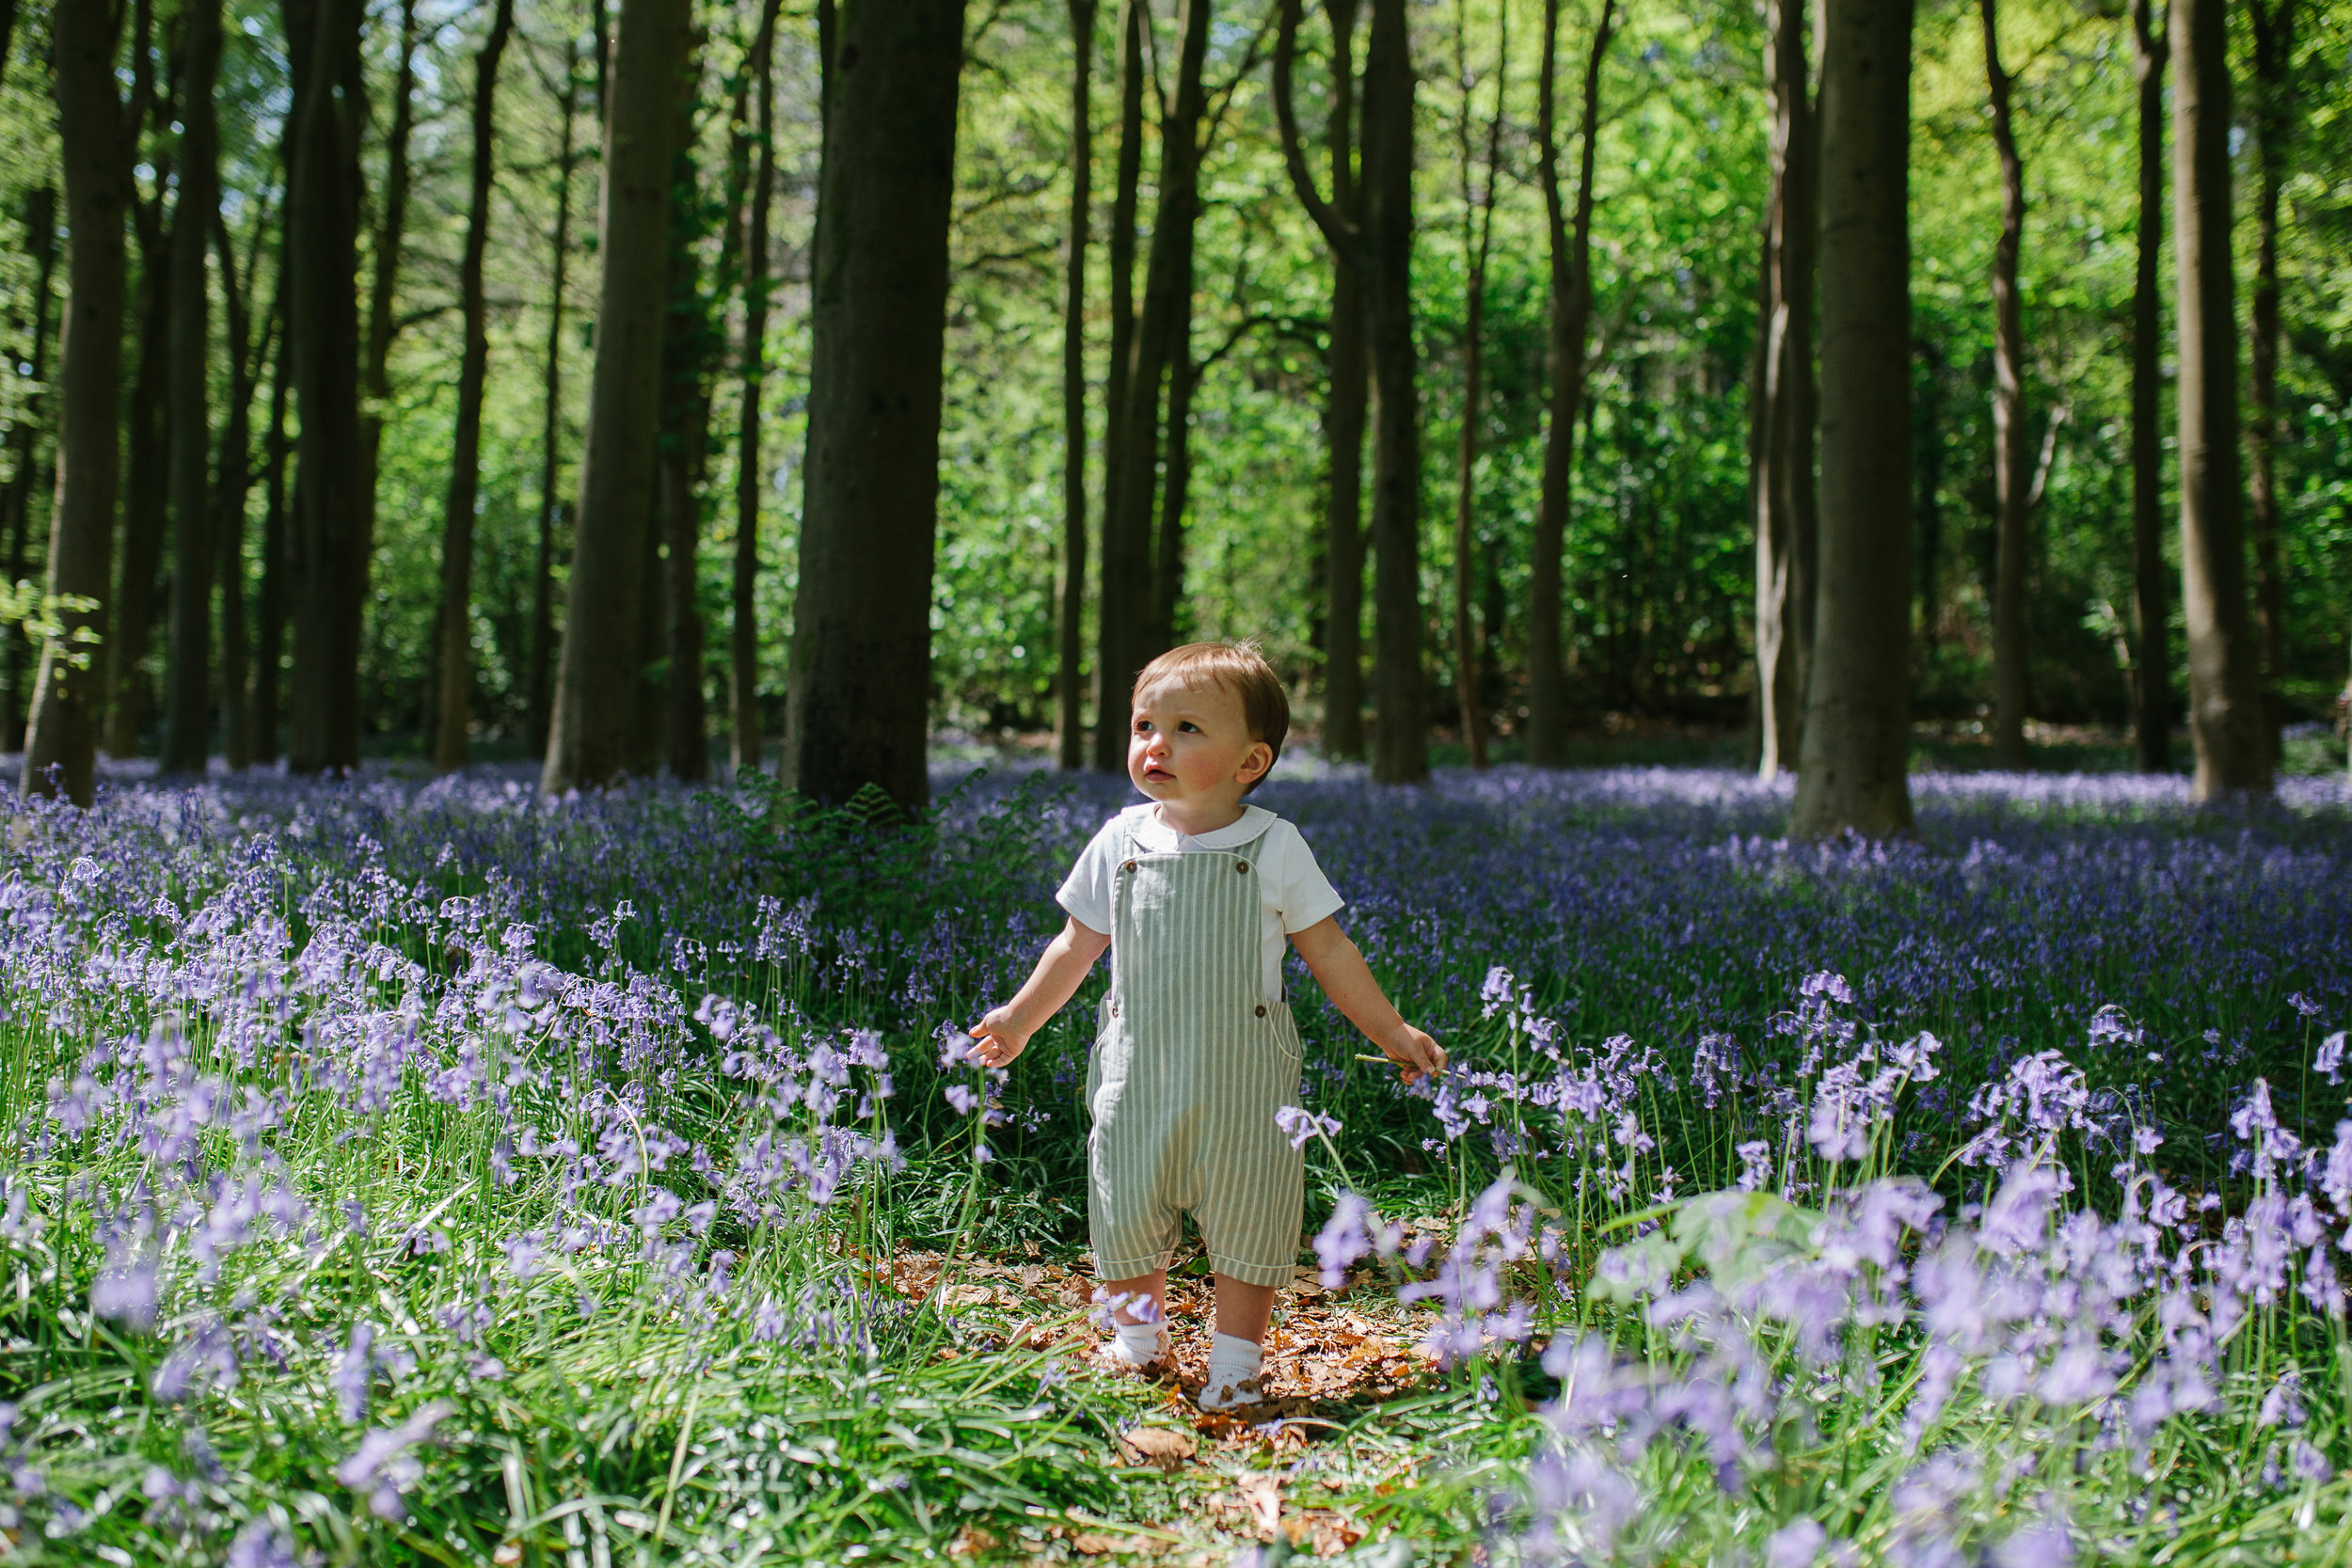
1100,1269,1172,1370
1211,1275,1277,1344
1198,1274,1278,1410
1102,1269,1168,1324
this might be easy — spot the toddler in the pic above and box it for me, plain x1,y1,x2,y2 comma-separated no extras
970,641,1443,1411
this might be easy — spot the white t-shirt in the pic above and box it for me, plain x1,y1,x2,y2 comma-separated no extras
1057,803,1344,1003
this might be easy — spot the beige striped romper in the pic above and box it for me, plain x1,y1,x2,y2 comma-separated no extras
1086,818,1306,1289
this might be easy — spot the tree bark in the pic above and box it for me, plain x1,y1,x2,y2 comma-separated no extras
1979,0,2032,771
657,26,713,785
1100,0,1212,760
212,211,268,771
543,0,693,791
1750,0,1815,781
2128,0,2169,772
362,0,419,653
1320,0,1368,762
161,0,224,775
530,40,583,760
733,0,783,777
1790,0,1915,839
283,0,369,775
2245,0,2294,765
2169,0,2268,799
1913,336,1944,658
1527,0,1615,768
1,187,58,748
109,183,170,760
1057,0,1096,770
1450,0,1507,769
429,0,516,774
1150,281,1197,657
23,0,133,804
254,321,292,763
1090,0,1145,770
781,0,969,811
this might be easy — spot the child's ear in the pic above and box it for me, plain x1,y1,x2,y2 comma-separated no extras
1237,741,1272,784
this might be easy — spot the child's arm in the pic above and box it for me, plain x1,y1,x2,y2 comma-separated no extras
968,916,1112,1068
1289,915,1447,1083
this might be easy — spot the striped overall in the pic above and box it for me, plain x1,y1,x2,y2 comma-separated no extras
1086,818,1307,1289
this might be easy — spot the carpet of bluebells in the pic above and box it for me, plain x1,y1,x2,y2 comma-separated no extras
2,758,2351,1565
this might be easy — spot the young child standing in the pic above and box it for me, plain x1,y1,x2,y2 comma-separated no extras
969,641,1444,1411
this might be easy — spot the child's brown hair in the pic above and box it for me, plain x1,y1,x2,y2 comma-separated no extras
1133,641,1290,792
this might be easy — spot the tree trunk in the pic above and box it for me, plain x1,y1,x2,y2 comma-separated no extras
2128,0,2169,773
1057,0,1096,770
1980,0,2031,771
543,0,693,791
1790,0,1915,840
1320,0,1368,763
1359,0,1425,784
781,0,969,811
108,199,170,760
733,0,783,777
254,324,292,762
1089,0,1147,771
657,29,713,788
429,0,515,774
1750,0,1814,782
1527,0,1615,768
2169,0,2268,799
22,0,132,804
1913,337,1944,657
1450,0,1507,769
362,0,419,703
283,0,369,775
160,0,224,775
1,187,58,748
212,213,268,771
530,40,582,760
1151,281,1197,657
1099,0,1211,762
2245,0,2294,765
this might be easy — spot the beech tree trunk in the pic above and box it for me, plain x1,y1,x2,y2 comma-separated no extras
430,0,515,774
734,0,782,777
2169,0,2269,799
212,214,268,771
1790,0,1915,839
161,0,224,775
656,28,713,786
1320,0,1368,762
781,0,969,811
1100,0,1211,758
1057,0,1095,770
1527,0,1615,768
254,326,291,762
1980,0,2031,771
1450,0,1507,769
283,0,369,774
362,0,419,715
1,187,58,747
23,0,133,804
1751,0,1815,781
543,0,693,791
530,41,582,760
109,177,170,760
1150,284,1197,659
1090,0,1145,771
2245,0,2294,764
2128,0,2169,772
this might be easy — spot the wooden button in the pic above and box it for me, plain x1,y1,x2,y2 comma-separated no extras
1235,861,1250,874
1254,1005,1267,1018
1121,860,1136,873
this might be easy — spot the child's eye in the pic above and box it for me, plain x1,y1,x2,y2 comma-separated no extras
1178,721,1200,733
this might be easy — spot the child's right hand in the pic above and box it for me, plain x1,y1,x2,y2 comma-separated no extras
968,1006,1029,1069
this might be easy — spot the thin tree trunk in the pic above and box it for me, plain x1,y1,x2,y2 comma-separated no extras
658,62,712,787
2170,0,2268,799
363,0,419,673
1151,280,1196,655
1914,337,1944,657
1790,0,1915,839
284,0,370,775
1319,0,1367,762
109,195,170,759
1450,0,1506,769
161,0,224,775
781,0,969,811
1751,0,1814,782
530,40,582,760
734,0,783,777
22,0,132,804
1057,0,1096,770
1527,0,1615,768
430,0,516,774
1090,0,1145,771
255,323,291,762
1,187,58,747
1980,0,2031,771
2245,0,2294,765
2128,0,2169,772
1101,0,1212,759
544,0,693,791
213,213,268,771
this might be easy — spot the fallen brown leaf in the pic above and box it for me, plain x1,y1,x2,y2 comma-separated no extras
1070,1533,1120,1556
1120,1426,1198,1464
1239,1473,1283,1536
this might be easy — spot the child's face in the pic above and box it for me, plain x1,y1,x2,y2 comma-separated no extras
1127,677,1272,812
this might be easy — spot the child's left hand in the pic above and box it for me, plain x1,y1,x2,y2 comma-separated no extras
1379,1024,1446,1085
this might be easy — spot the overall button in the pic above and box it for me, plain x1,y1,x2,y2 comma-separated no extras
1121,860,1137,873
1235,861,1250,874
1253,1004,1267,1018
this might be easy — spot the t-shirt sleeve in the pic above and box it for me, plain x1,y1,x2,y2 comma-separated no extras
1272,823,1345,933
1055,816,1124,935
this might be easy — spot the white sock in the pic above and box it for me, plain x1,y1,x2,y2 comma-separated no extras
1201,1332,1263,1404
1110,1319,1169,1366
